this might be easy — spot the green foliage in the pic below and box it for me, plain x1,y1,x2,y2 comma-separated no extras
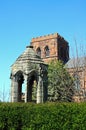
48,60,74,102
0,102,86,130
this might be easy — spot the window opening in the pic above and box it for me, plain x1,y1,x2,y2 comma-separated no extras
44,46,50,57
36,47,41,57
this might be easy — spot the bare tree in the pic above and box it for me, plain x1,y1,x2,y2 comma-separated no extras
69,39,86,102
0,84,10,102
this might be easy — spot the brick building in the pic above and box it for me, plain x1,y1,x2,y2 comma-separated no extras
31,33,86,102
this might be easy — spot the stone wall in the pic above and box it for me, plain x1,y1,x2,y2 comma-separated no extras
31,33,69,63
67,67,86,102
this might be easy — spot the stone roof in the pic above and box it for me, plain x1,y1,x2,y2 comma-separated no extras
12,46,44,65
11,46,45,74
65,57,86,68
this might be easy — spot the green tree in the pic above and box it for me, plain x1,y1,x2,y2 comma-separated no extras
48,60,74,102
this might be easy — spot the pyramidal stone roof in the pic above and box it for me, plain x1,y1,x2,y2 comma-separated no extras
12,46,44,65
11,46,45,74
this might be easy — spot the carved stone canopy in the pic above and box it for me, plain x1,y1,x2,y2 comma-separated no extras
11,45,46,75
10,45,48,103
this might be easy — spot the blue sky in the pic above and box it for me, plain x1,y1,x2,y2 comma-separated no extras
0,0,86,101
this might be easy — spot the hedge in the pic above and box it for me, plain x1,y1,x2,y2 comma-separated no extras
0,102,86,130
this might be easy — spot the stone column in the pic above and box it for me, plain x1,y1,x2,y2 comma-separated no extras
24,75,28,103
37,66,43,104
10,77,18,102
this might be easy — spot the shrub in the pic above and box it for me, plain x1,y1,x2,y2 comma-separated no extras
0,102,86,130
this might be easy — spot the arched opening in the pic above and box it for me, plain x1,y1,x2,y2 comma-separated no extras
36,47,41,57
44,46,50,57
73,74,80,91
10,45,48,103
27,72,37,102
21,83,25,102
15,71,24,102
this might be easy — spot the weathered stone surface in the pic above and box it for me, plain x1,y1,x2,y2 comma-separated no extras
31,33,69,63
10,46,48,103
10,32,86,103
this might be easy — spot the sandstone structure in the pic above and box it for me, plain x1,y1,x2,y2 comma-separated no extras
66,57,86,102
31,33,69,63
31,33,86,102
10,46,48,103
10,33,86,102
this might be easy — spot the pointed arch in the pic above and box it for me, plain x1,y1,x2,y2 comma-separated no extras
15,71,24,102
44,46,50,57
36,47,41,57
15,70,24,83
27,70,38,102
